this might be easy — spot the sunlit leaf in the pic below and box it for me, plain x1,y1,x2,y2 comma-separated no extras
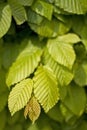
33,66,59,112
8,79,33,115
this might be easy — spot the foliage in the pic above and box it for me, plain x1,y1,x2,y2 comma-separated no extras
0,0,87,130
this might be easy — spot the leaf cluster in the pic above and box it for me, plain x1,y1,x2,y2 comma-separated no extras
0,0,87,130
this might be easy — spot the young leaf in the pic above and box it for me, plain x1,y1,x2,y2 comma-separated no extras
24,96,41,124
0,4,11,38
33,66,59,112
6,41,42,87
31,0,53,20
8,0,27,25
62,83,86,116
8,78,33,116
58,33,81,44
43,48,73,86
47,37,76,69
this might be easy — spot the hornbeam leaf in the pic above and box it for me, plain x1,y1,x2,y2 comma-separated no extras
31,0,53,20
8,78,33,116
43,49,73,86
29,18,71,38
6,40,42,87
24,96,41,124
8,0,27,25
74,61,87,87
47,37,76,69
18,0,34,6
54,0,86,14
0,4,11,38
58,33,81,44
62,83,86,116
33,66,59,112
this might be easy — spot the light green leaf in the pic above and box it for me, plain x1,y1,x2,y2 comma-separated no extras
8,78,33,116
58,33,81,44
6,40,42,87
54,0,86,14
74,61,87,87
62,83,86,116
43,48,73,86
8,0,27,25
47,37,76,69
33,66,59,112
0,4,11,38
18,0,34,6
24,96,41,123
31,0,53,20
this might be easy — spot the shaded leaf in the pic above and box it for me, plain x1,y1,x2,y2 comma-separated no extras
24,96,41,123
33,65,59,112
29,18,71,38
74,61,87,87
27,8,43,25
48,103,64,123
18,0,34,6
62,83,86,116
8,78,33,115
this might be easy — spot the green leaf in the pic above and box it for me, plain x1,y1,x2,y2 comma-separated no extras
8,0,27,25
0,4,11,38
43,48,73,86
6,40,42,87
58,33,81,44
48,103,64,123
8,78,33,116
24,96,41,123
47,37,76,69
33,66,59,112
54,0,86,14
60,103,78,125
27,8,43,25
31,0,53,20
18,0,34,6
62,83,86,116
74,61,87,87
29,18,71,38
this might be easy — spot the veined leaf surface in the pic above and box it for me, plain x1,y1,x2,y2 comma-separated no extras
0,4,11,38
8,78,33,115
47,37,76,69
6,40,42,87
33,66,59,112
